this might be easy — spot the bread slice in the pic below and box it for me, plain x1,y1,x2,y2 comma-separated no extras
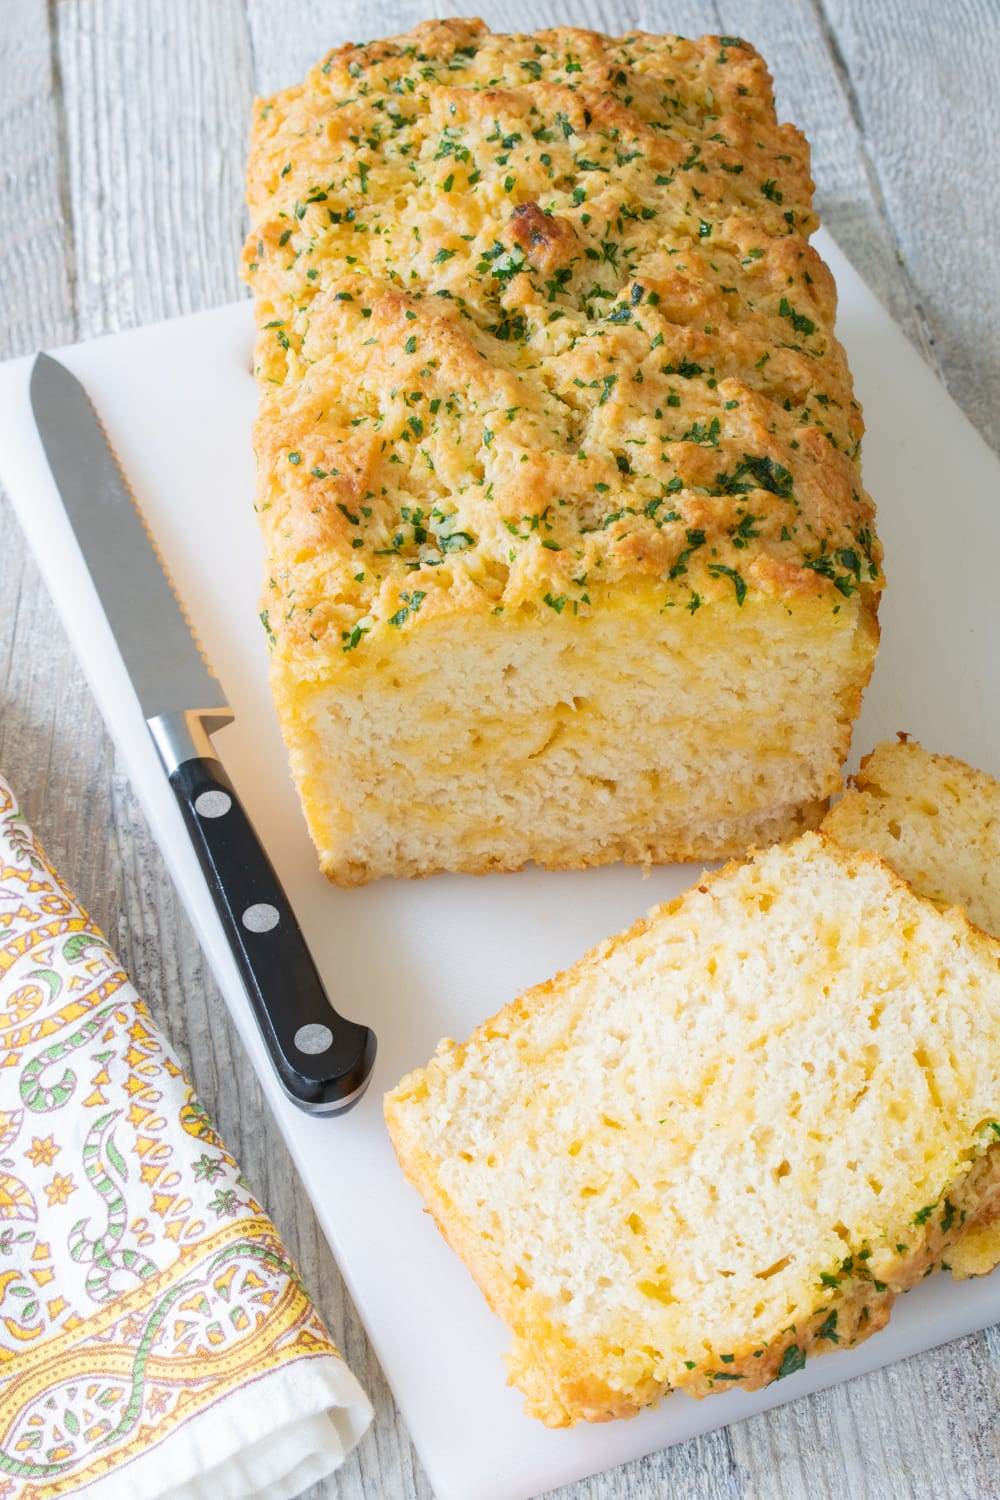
822,737,1000,936
821,739,1000,1283
242,18,880,884
385,831,1000,1425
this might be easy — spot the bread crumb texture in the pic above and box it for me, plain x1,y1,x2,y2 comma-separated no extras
385,831,1000,1425
243,19,881,881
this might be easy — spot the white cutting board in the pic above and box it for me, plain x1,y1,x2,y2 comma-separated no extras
1,231,999,1500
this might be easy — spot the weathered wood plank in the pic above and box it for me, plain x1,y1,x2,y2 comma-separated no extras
460,0,641,39
0,0,75,352
548,1432,743,1500
821,0,1000,451
732,1333,1000,1500
246,0,428,96
53,6,429,1497
0,0,106,914
55,0,252,336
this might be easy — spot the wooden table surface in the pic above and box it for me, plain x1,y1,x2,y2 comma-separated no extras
2,3,998,1496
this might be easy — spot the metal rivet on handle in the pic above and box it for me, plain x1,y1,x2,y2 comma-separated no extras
242,903,280,933
295,1023,334,1055
195,790,232,818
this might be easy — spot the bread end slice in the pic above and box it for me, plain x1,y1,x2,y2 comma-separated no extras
822,736,1000,935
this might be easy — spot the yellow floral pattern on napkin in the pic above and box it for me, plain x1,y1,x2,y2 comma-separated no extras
0,777,342,1496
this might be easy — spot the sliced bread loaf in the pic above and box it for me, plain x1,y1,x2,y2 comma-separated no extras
243,20,880,886
386,823,1000,1425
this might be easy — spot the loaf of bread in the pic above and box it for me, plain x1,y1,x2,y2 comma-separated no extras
385,745,1000,1425
242,19,881,884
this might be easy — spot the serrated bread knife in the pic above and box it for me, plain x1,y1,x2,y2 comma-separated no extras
30,352,376,1114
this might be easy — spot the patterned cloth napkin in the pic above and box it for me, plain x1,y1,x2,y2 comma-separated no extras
0,775,372,1499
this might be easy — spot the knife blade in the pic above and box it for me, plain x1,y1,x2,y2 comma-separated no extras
30,352,376,1114
29,353,229,722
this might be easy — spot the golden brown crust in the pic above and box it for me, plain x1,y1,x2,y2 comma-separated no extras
242,19,881,672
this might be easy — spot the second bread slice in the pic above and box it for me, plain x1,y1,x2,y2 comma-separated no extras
386,830,1000,1425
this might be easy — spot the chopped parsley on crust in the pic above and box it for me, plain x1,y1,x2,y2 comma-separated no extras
242,18,881,669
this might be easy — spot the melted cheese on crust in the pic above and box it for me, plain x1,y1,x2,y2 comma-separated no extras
243,19,880,674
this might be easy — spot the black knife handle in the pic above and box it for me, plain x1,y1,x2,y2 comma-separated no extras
168,755,376,1113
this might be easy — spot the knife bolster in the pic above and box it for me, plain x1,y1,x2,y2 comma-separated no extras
148,707,234,774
